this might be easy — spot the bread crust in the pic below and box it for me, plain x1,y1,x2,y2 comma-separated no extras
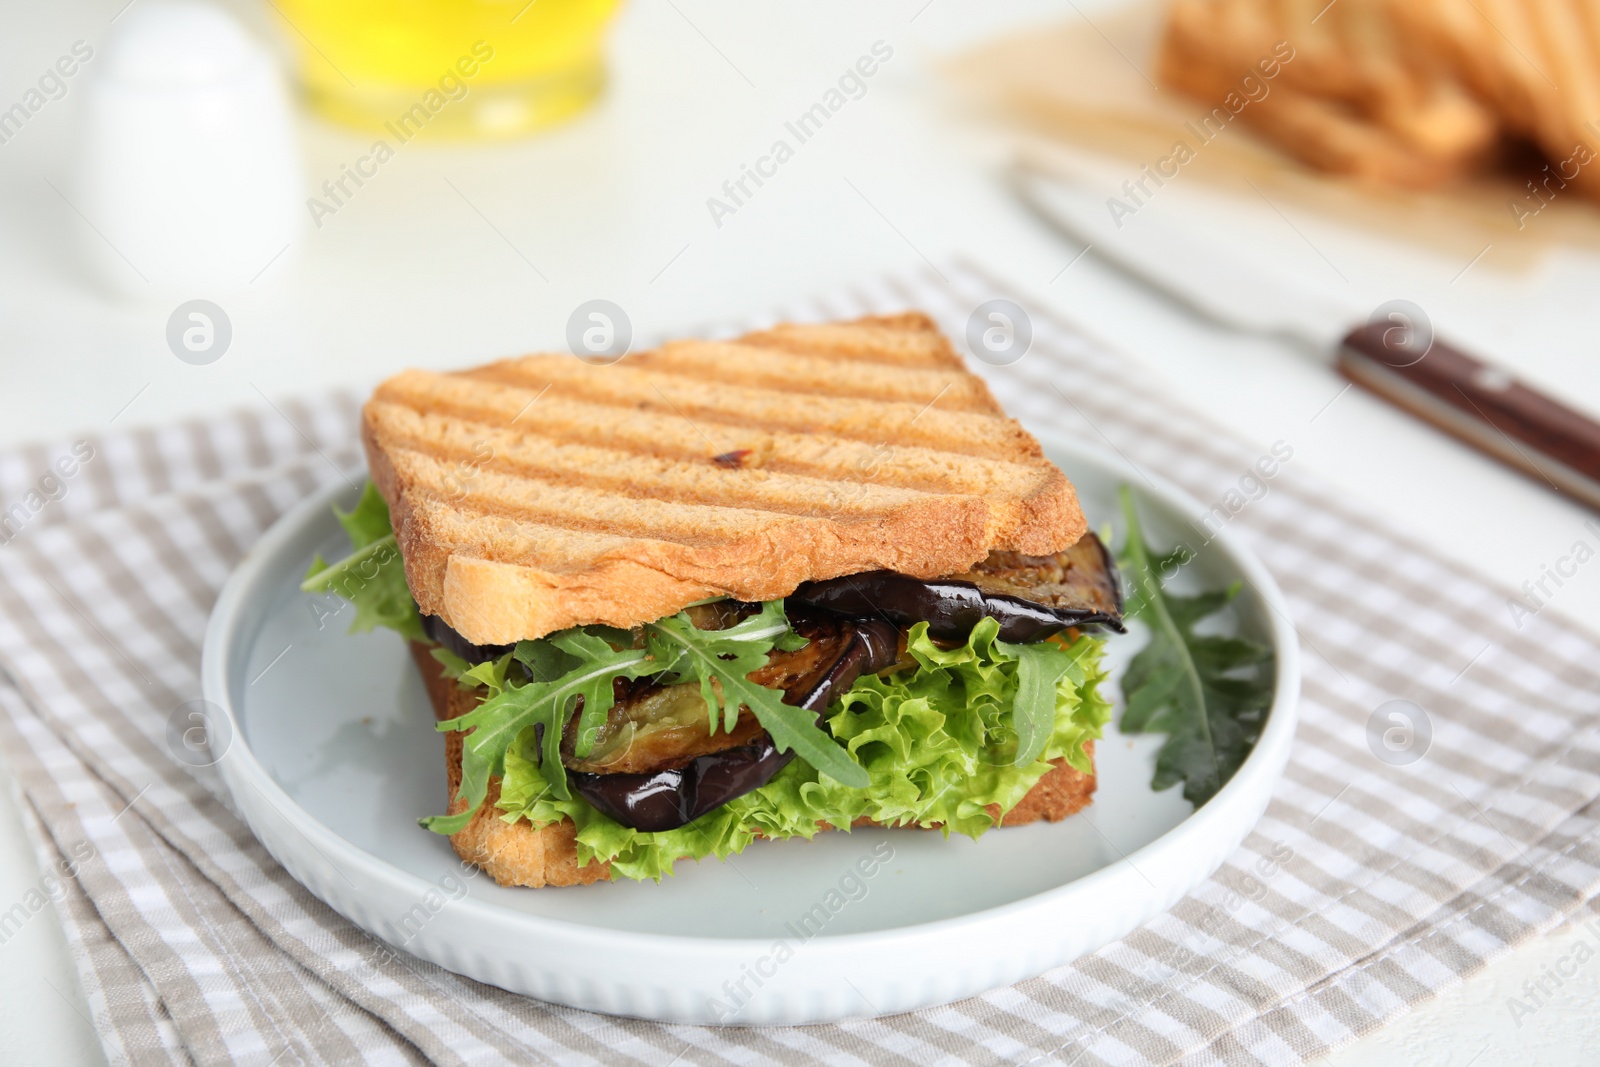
414,642,612,887
410,642,1096,889
366,313,1085,645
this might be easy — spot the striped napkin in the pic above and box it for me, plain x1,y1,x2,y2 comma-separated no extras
1,262,1597,1067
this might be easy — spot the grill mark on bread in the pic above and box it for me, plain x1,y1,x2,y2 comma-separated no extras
364,312,1085,642
457,359,1036,460
624,341,1000,411
369,403,1021,526
413,494,753,562
395,464,994,564
369,383,1057,498
393,453,997,590
391,447,924,545
739,317,967,368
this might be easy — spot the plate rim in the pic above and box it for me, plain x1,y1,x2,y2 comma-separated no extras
201,433,1300,978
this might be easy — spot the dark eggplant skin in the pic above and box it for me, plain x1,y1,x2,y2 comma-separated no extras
421,613,514,664
567,618,899,832
789,532,1125,642
566,737,786,834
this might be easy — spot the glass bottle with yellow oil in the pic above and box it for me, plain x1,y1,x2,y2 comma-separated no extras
272,0,623,139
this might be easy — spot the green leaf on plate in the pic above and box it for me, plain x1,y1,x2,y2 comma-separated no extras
1115,485,1273,806
299,483,426,643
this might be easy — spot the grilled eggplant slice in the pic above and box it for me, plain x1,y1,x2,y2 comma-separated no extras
420,607,901,832
789,531,1123,642
567,615,899,832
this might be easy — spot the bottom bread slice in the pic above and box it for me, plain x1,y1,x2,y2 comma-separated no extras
410,641,1097,888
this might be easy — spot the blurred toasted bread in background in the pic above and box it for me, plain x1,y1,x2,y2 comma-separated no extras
945,0,1600,258
1159,0,1600,200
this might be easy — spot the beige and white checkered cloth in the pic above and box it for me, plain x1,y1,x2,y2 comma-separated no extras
1,263,1598,1066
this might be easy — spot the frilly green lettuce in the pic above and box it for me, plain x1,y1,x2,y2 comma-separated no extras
495,618,1111,882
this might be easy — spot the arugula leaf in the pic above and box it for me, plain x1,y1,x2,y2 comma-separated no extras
424,638,655,834
556,631,645,757
1005,641,1078,767
1114,486,1272,807
459,653,514,692
429,646,477,683
646,601,866,789
512,636,582,686
300,484,425,642
422,600,866,834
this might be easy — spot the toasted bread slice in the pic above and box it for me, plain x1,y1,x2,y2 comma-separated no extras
411,644,1096,888
365,313,1085,645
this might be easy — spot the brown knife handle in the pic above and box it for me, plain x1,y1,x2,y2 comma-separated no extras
1337,324,1600,511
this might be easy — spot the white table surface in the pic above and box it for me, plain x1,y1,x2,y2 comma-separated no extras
2,1,1597,1063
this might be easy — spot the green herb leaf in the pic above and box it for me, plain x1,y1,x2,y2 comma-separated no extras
429,646,477,683
300,484,426,643
512,636,581,685
644,600,867,788
426,641,654,832
1114,485,1272,806
459,653,514,693
1005,640,1077,767
553,630,642,757
333,481,394,548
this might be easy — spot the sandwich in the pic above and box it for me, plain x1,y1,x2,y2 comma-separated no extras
303,312,1124,887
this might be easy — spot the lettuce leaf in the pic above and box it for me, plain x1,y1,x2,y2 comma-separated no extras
494,619,1111,882
300,483,426,643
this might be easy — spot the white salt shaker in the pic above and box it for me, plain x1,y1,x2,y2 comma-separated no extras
75,1,302,298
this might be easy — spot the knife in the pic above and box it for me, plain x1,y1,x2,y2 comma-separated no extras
1013,162,1600,512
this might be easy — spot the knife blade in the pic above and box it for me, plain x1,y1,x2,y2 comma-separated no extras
1013,162,1600,512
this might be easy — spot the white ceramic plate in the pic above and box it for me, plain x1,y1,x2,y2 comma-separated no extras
201,436,1300,1025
